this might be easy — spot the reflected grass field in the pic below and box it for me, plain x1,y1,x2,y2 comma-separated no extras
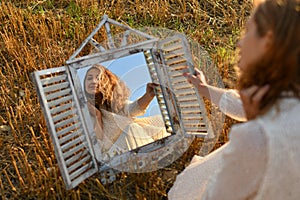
0,1,251,199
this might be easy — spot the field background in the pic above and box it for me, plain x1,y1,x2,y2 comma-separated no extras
0,0,251,199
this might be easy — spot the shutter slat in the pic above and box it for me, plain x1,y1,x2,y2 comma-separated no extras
32,67,98,190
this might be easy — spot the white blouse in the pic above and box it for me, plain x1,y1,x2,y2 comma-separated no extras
168,90,300,200
218,89,246,122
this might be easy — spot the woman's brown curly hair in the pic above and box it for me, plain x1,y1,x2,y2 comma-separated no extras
84,64,130,113
237,0,300,114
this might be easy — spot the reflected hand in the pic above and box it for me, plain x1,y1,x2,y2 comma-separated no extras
137,83,160,111
239,85,270,120
87,102,103,139
146,82,160,98
87,102,97,117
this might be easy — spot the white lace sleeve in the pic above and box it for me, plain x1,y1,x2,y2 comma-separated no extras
218,89,247,121
204,121,267,200
123,100,146,117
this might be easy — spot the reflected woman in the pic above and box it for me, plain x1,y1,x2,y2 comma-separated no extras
84,64,169,159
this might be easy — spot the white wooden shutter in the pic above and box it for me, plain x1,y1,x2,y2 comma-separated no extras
155,34,213,138
32,66,98,190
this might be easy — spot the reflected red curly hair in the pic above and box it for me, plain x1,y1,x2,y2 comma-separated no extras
84,64,130,113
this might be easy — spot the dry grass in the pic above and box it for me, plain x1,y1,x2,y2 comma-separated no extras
0,0,251,199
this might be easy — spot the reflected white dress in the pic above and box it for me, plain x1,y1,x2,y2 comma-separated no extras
94,100,170,159
168,90,300,200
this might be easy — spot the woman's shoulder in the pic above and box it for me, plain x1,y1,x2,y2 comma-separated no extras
230,97,300,145
256,97,300,128
229,120,267,147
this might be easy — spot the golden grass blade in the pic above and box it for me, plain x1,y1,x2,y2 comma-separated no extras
3,169,17,192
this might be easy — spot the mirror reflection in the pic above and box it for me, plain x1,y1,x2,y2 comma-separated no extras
78,53,171,159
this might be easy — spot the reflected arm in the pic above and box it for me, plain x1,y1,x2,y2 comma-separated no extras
136,83,157,111
87,102,104,139
124,83,157,117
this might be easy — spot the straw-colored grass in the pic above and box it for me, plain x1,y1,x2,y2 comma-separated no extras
0,0,251,199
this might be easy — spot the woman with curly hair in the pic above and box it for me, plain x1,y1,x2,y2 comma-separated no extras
169,0,300,199
84,64,169,159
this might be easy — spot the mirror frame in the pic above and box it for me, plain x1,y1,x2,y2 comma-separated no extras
31,15,219,189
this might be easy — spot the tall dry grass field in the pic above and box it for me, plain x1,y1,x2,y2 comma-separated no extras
0,0,251,199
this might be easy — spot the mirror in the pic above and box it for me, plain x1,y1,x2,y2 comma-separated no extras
31,15,223,189
76,52,171,161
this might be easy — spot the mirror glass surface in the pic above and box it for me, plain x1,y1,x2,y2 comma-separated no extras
77,52,170,160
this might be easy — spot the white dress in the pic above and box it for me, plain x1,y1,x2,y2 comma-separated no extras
168,90,300,200
94,100,170,159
